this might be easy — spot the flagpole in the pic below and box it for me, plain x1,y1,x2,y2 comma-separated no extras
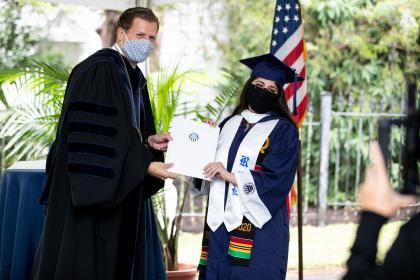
297,139,303,280
297,2,305,277
269,1,306,277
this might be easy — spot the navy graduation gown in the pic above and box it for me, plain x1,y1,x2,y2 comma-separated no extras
31,49,164,280
202,115,298,280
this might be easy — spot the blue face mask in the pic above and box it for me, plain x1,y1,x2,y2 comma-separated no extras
122,32,154,63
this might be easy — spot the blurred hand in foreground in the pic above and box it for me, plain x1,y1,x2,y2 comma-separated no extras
358,142,416,218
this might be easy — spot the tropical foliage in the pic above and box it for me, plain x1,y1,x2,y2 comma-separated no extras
0,0,71,167
147,66,196,133
147,65,206,271
195,70,238,122
0,61,69,165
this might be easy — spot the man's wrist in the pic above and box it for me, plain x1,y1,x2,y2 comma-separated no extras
145,135,152,148
147,161,157,176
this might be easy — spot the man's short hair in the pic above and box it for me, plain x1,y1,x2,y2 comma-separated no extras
116,7,159,32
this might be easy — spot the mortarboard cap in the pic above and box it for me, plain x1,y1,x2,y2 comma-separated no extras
240,53,304,115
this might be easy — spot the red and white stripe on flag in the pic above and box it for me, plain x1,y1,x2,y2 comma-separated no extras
270,1,307,210
270,0,307,128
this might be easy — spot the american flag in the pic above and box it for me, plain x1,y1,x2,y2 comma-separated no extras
270,0,307,127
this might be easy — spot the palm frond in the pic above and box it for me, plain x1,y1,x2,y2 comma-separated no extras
147,65,199,133
0,60,69,103
0,86,8,108
196,83,240,122
0,61,69,165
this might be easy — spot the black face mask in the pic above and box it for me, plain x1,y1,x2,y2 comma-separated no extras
246,84,278,114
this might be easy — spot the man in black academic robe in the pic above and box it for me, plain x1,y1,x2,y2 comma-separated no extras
31,8,175,280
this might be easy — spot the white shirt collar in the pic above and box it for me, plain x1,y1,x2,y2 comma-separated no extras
240,109,269,124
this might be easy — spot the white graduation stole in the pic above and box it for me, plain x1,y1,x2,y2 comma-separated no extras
207,110,278,232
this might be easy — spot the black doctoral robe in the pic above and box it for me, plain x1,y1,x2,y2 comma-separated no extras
31,48,164,280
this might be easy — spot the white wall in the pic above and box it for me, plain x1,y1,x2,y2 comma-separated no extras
19,3,103,64
157,1,227,110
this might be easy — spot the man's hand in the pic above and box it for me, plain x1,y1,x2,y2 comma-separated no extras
203,162,237,185
358,142,416,218
147,162,177,181
147,133,173,151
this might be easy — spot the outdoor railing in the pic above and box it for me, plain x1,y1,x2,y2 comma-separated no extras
177,91,408,228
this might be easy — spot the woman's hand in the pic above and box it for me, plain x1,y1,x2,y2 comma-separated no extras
203,162,237,185
147,133,173,151
204,119,217,128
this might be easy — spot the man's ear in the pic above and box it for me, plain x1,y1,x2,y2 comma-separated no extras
116,27,125,45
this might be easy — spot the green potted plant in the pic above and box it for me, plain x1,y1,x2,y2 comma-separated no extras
147,65,199,279
148,67,241,278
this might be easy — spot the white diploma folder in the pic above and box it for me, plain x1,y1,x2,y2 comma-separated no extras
165,118,219,180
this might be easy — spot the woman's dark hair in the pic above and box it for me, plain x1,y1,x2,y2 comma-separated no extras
116,7,159,32
232,77,297,127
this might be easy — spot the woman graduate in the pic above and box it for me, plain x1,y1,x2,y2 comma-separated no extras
193,53,303,280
